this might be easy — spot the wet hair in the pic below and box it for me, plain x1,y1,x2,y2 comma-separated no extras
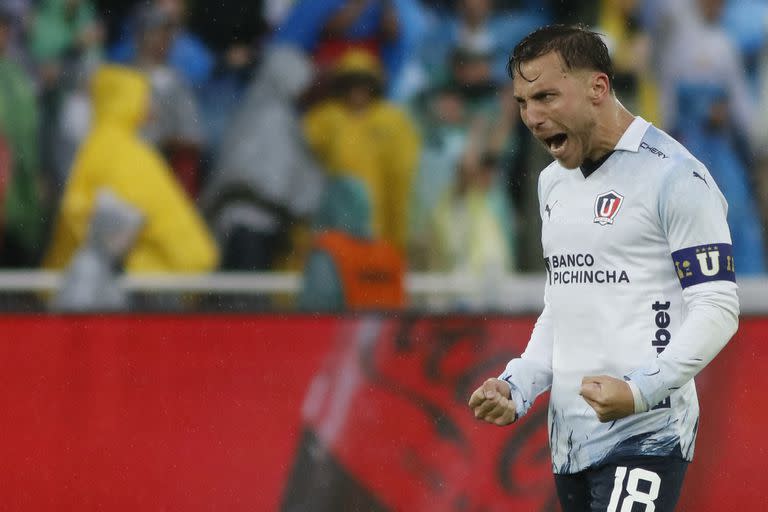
507,24,614,89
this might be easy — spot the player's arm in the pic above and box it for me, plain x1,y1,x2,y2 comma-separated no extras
469,276,555,425
469,177,556,425
624,162,739,413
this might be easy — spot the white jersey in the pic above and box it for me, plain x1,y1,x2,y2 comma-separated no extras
500,117,739,474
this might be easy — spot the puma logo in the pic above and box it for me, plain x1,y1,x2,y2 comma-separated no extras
693,171,709,188
545,200,559,219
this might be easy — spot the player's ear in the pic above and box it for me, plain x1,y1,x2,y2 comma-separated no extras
589,72,610,104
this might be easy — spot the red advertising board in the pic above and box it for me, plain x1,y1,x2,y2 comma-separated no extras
0,315,764,510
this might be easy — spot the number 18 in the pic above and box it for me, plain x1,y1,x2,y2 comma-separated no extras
607,466,662,512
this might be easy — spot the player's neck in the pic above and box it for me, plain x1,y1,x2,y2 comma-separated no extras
586,100,635,162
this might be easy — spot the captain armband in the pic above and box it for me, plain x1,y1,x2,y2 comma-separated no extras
671,243,736,289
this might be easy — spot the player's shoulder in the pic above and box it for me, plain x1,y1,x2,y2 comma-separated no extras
642,125,728,212
537,159,564,200
637,124,710,186
538,159,562,182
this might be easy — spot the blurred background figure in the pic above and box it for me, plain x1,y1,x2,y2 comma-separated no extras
30,0,104,196
187,1,266,154
658,0,766,273
0,0,32,63
109,0,214,89
424,123,514,310
407,82,470,268
43,65,218,274
445,44,498,115
0,7,45,267
272,0,425,97
596,0,659,124
299,176,405,312
304,49,420,254
30,0,102,68
201,45,325,272
133,3,205,198
50,63,93,196
755,34,768,245
719,0,768,92
407,77,518,272
50,189,143,312
415,0,545,92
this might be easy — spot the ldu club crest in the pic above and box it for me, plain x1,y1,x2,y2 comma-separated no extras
594,190,624,225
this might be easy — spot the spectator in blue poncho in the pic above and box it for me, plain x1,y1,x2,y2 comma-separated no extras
415,0,547,92
271,0,425,96
108,0,213,89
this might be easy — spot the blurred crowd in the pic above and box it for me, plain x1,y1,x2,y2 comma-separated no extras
1,0,768,310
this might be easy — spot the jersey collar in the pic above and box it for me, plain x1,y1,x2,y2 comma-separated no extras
579,117,651,178
614,116,652,153
580,151,615,178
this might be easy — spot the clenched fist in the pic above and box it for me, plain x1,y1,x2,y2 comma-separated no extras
468,378,517,426
580,375,635,423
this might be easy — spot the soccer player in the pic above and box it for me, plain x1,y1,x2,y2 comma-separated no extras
468,25,739,511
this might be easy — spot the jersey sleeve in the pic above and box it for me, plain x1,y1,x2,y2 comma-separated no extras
625,161,739,412
498,173,555,419
498,283,554,419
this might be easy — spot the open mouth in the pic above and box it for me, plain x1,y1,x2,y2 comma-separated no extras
544,133,568,155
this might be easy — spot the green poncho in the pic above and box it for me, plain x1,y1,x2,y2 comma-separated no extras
0,58,43,262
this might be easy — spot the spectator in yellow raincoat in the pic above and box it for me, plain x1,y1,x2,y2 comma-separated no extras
304,49,420,253
44,64,218,273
